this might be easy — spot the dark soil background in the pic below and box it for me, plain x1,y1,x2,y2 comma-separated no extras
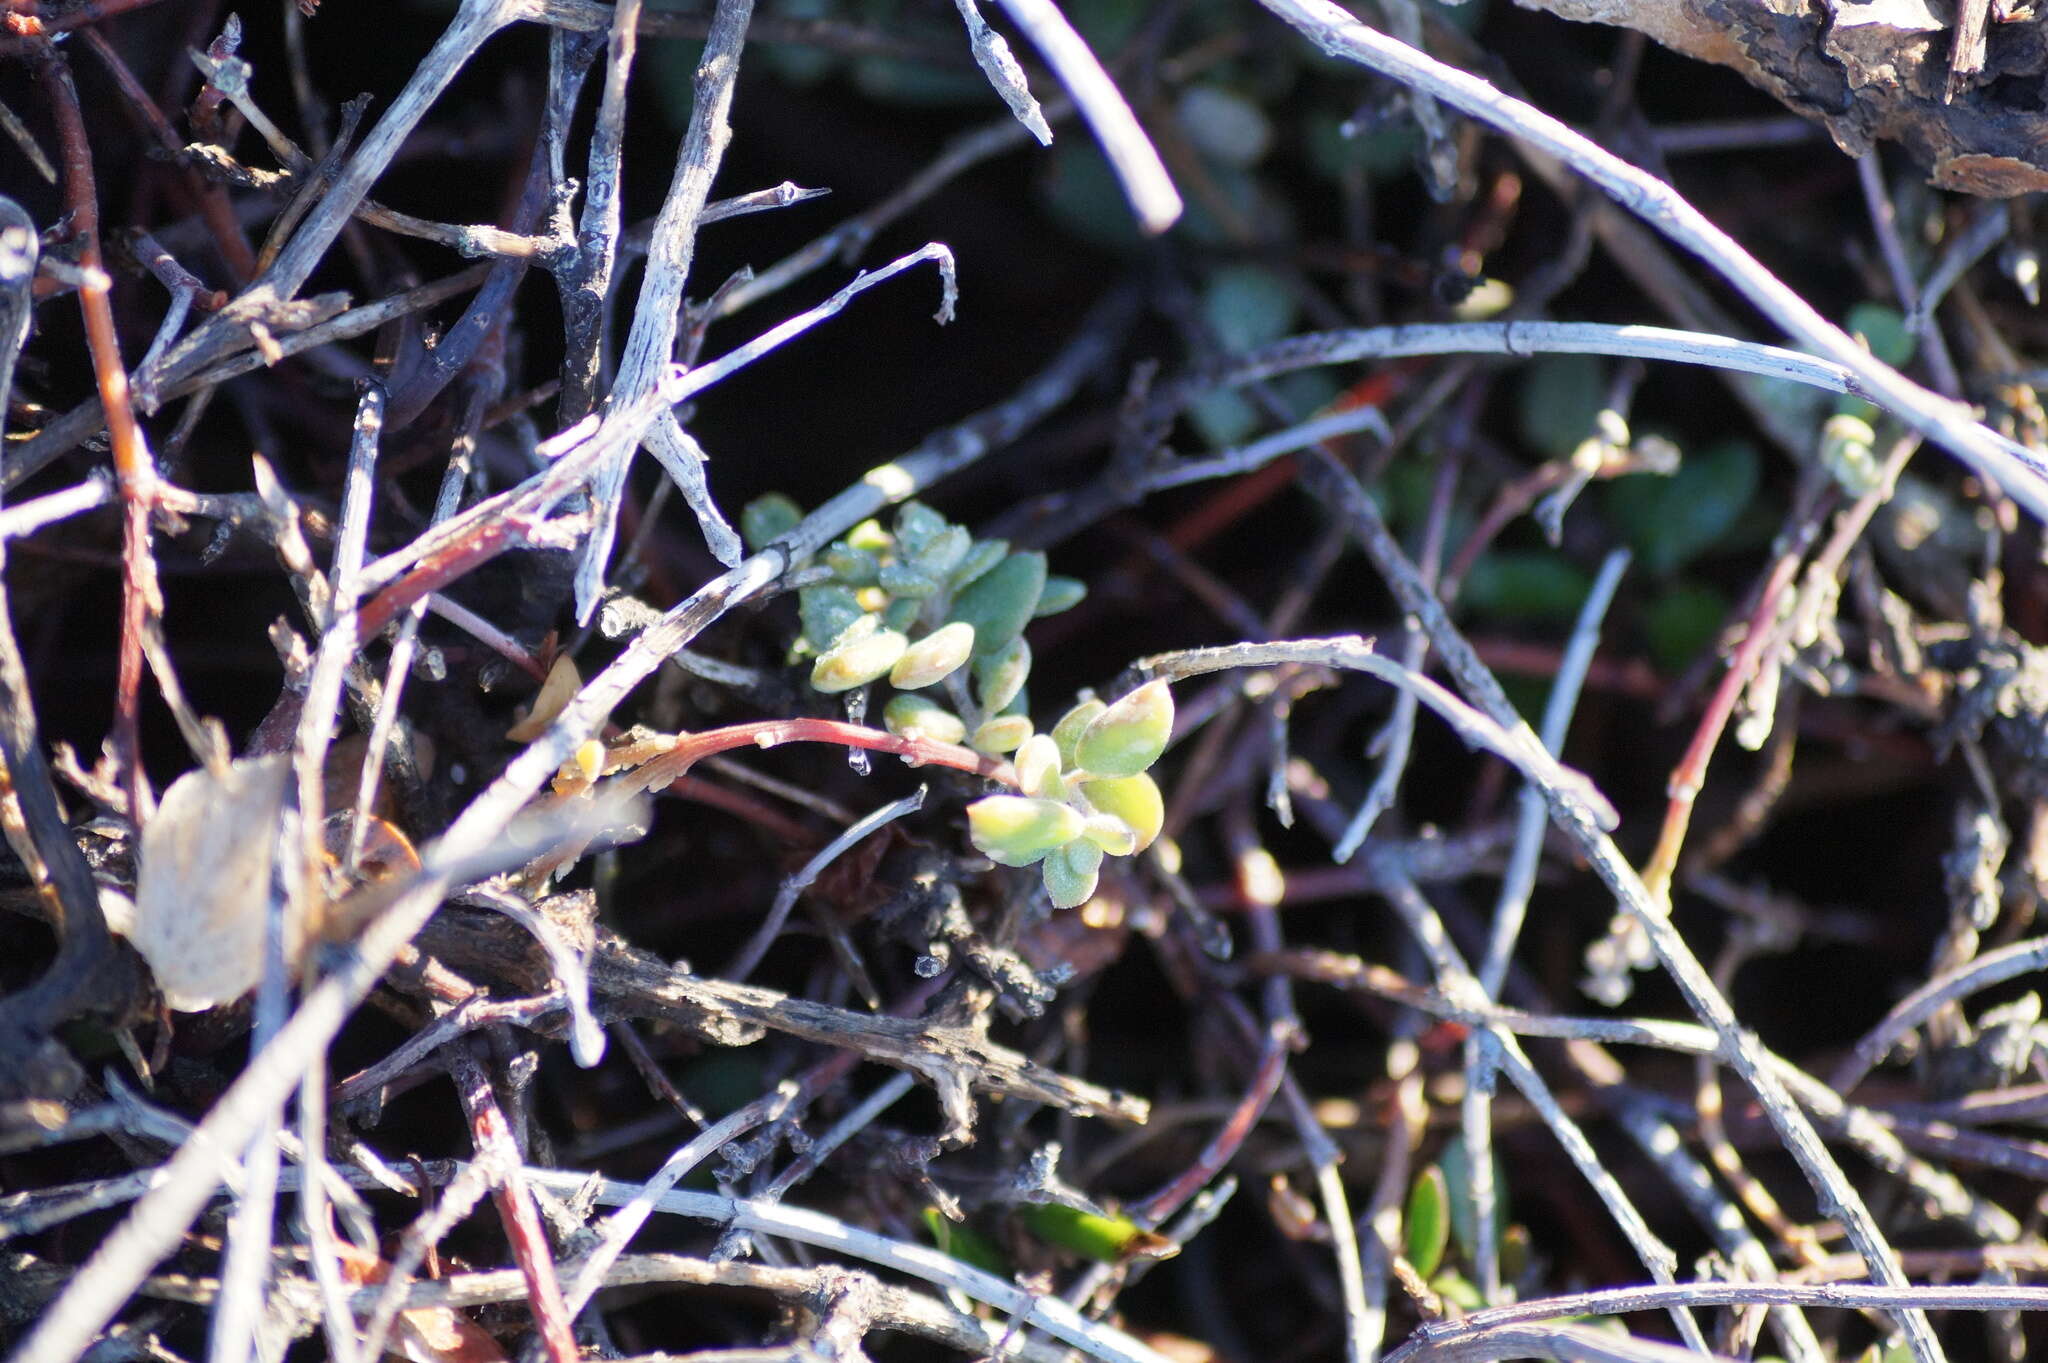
5,0,2048,1361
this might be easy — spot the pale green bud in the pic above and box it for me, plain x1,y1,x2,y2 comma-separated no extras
949,551,1046,658
949,537,1009,590
969,713,1034,756
846,518,892,553
1041,840,1102,908
1079,773,1163,852
1033,575,1087,618
1075,681,1173,777
812,627,908,693
741,493,802,550
890,621,975,689
968,795,1083,866
799,585,866,653
1013,734,1066,801
1051,697,1106,770
973,637,1031,714
1819,413,1884,497
883,693,967,744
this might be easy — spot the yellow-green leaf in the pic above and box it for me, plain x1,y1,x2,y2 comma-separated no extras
967,795,1081,865
1405,1164,1450,1279
1075,680,1173,777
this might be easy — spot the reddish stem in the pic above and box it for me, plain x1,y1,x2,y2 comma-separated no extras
1640,545,1806,902
77,26,257,283
34,39,157,816
443,1043,579,1363
639,717,1015,790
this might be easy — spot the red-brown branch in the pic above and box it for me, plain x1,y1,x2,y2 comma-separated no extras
34,39,159,816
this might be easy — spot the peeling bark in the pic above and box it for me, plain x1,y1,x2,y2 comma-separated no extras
1514,0,2048,194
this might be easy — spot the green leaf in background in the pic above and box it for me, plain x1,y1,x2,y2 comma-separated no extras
1177,84,1274,169
1846,301,1916,369
1603,439,1760,574
1404,1164,1451,1278
1515,354,1607,460
921,1207,1010,1277
1438,1134,1510,1266
1039,142,1146,256
1064,0,1146,48
1201,264,1300,355
850,55,990,105
1303,112,1420,184
1016,1201,1176,1263
741,493,802,550
1644,583,1730,672
1431,1268,1485,1311
1189,388,1262,446
1460,551,1594,624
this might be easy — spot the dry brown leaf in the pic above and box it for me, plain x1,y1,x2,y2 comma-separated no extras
114,754,297,1012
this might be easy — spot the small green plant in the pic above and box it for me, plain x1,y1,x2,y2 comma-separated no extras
743,495,1168,909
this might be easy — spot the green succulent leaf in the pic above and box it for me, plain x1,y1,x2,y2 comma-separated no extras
912,524,973,579
822,543,880,587
1052,698,1107,769
949,537,1010,590
812,627,908,693
798,586,866,653
1080,813,1137,856
882,693,967,744
1034,575,1088,618
740,493,801,550
1013,734,1066,801
1461,552,1594,624
970,714,1034,756
949,550,1047,659
889,621,975,690
1041,839,1103,908
1075,680,1173,777
973,637,1032,714
968,795,1083,866
1080,773,1163,852
883,597,922,633
878,560,941,599
893,501,949,556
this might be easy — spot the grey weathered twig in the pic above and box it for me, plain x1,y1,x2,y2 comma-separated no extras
992,0,1179,233
576,0,755,616
1257,0,2048,540
1830,935,2048,1095
8,294,1136,1363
